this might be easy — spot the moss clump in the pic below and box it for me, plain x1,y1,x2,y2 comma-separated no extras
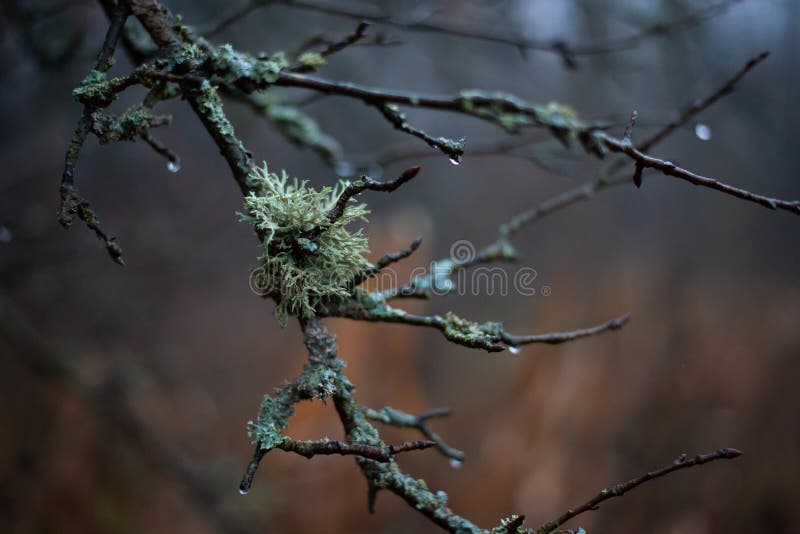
240,163,371,325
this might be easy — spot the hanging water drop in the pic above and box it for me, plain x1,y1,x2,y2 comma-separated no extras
449,459,463,469
167,159,181,173
448,156,461,166
239,487,249,495
508,345,522,355
694,123,712,141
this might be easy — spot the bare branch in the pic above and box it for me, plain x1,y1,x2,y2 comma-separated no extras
327,165,421,223
212,0,740,69
600,132,800,214
292,20,370,72
535,448,743,534
376,103,465,163
637,50,769,152
503,313,631,347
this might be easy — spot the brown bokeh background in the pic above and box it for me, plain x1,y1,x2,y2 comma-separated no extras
1,1,799,533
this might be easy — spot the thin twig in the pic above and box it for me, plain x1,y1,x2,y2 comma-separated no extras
327,165,421,222
503,312,631,347
535,448,743,533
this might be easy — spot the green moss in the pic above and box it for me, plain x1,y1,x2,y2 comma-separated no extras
241,163,371,325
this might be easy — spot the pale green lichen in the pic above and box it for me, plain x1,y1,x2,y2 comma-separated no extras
210,44,288,88
298,52,326,70
72,70,122,106
458,90,582,138
240,163,371,325
247,394,294,449
91,106,166,144
442,311,503,347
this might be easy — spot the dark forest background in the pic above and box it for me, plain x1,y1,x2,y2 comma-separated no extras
1,0,799,532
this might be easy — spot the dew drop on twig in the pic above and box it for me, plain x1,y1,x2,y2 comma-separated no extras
694,123,712,141
167,160,181,173
508,346,522,355
239,488,249,495
448,157,461,166
449,459,463,469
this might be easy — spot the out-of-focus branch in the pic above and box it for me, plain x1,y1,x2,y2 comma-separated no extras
637,50,770,152
291,20,370,72
535,449,743,534
206,0,740,69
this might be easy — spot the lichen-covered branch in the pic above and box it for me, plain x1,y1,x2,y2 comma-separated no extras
364,406,465,462
57,2,769,532
326,292,630,353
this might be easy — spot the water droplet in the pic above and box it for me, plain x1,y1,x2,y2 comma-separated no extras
166,159,181,173
508,345,522,355
449,459,463,469
448,156,461,166
239,488,249,495
694,123,712,141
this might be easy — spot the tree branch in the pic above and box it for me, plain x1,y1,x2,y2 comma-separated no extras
327,165,421,223
535,448,743,534
364,406,465,462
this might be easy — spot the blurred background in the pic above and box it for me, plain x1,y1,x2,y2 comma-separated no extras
1,0,799,532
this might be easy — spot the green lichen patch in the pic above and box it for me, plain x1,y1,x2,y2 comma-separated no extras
459,90,583,140
442,311,504,348
209,44,288,90
73,70,123,107
240,163,371,325
298,52,326,70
